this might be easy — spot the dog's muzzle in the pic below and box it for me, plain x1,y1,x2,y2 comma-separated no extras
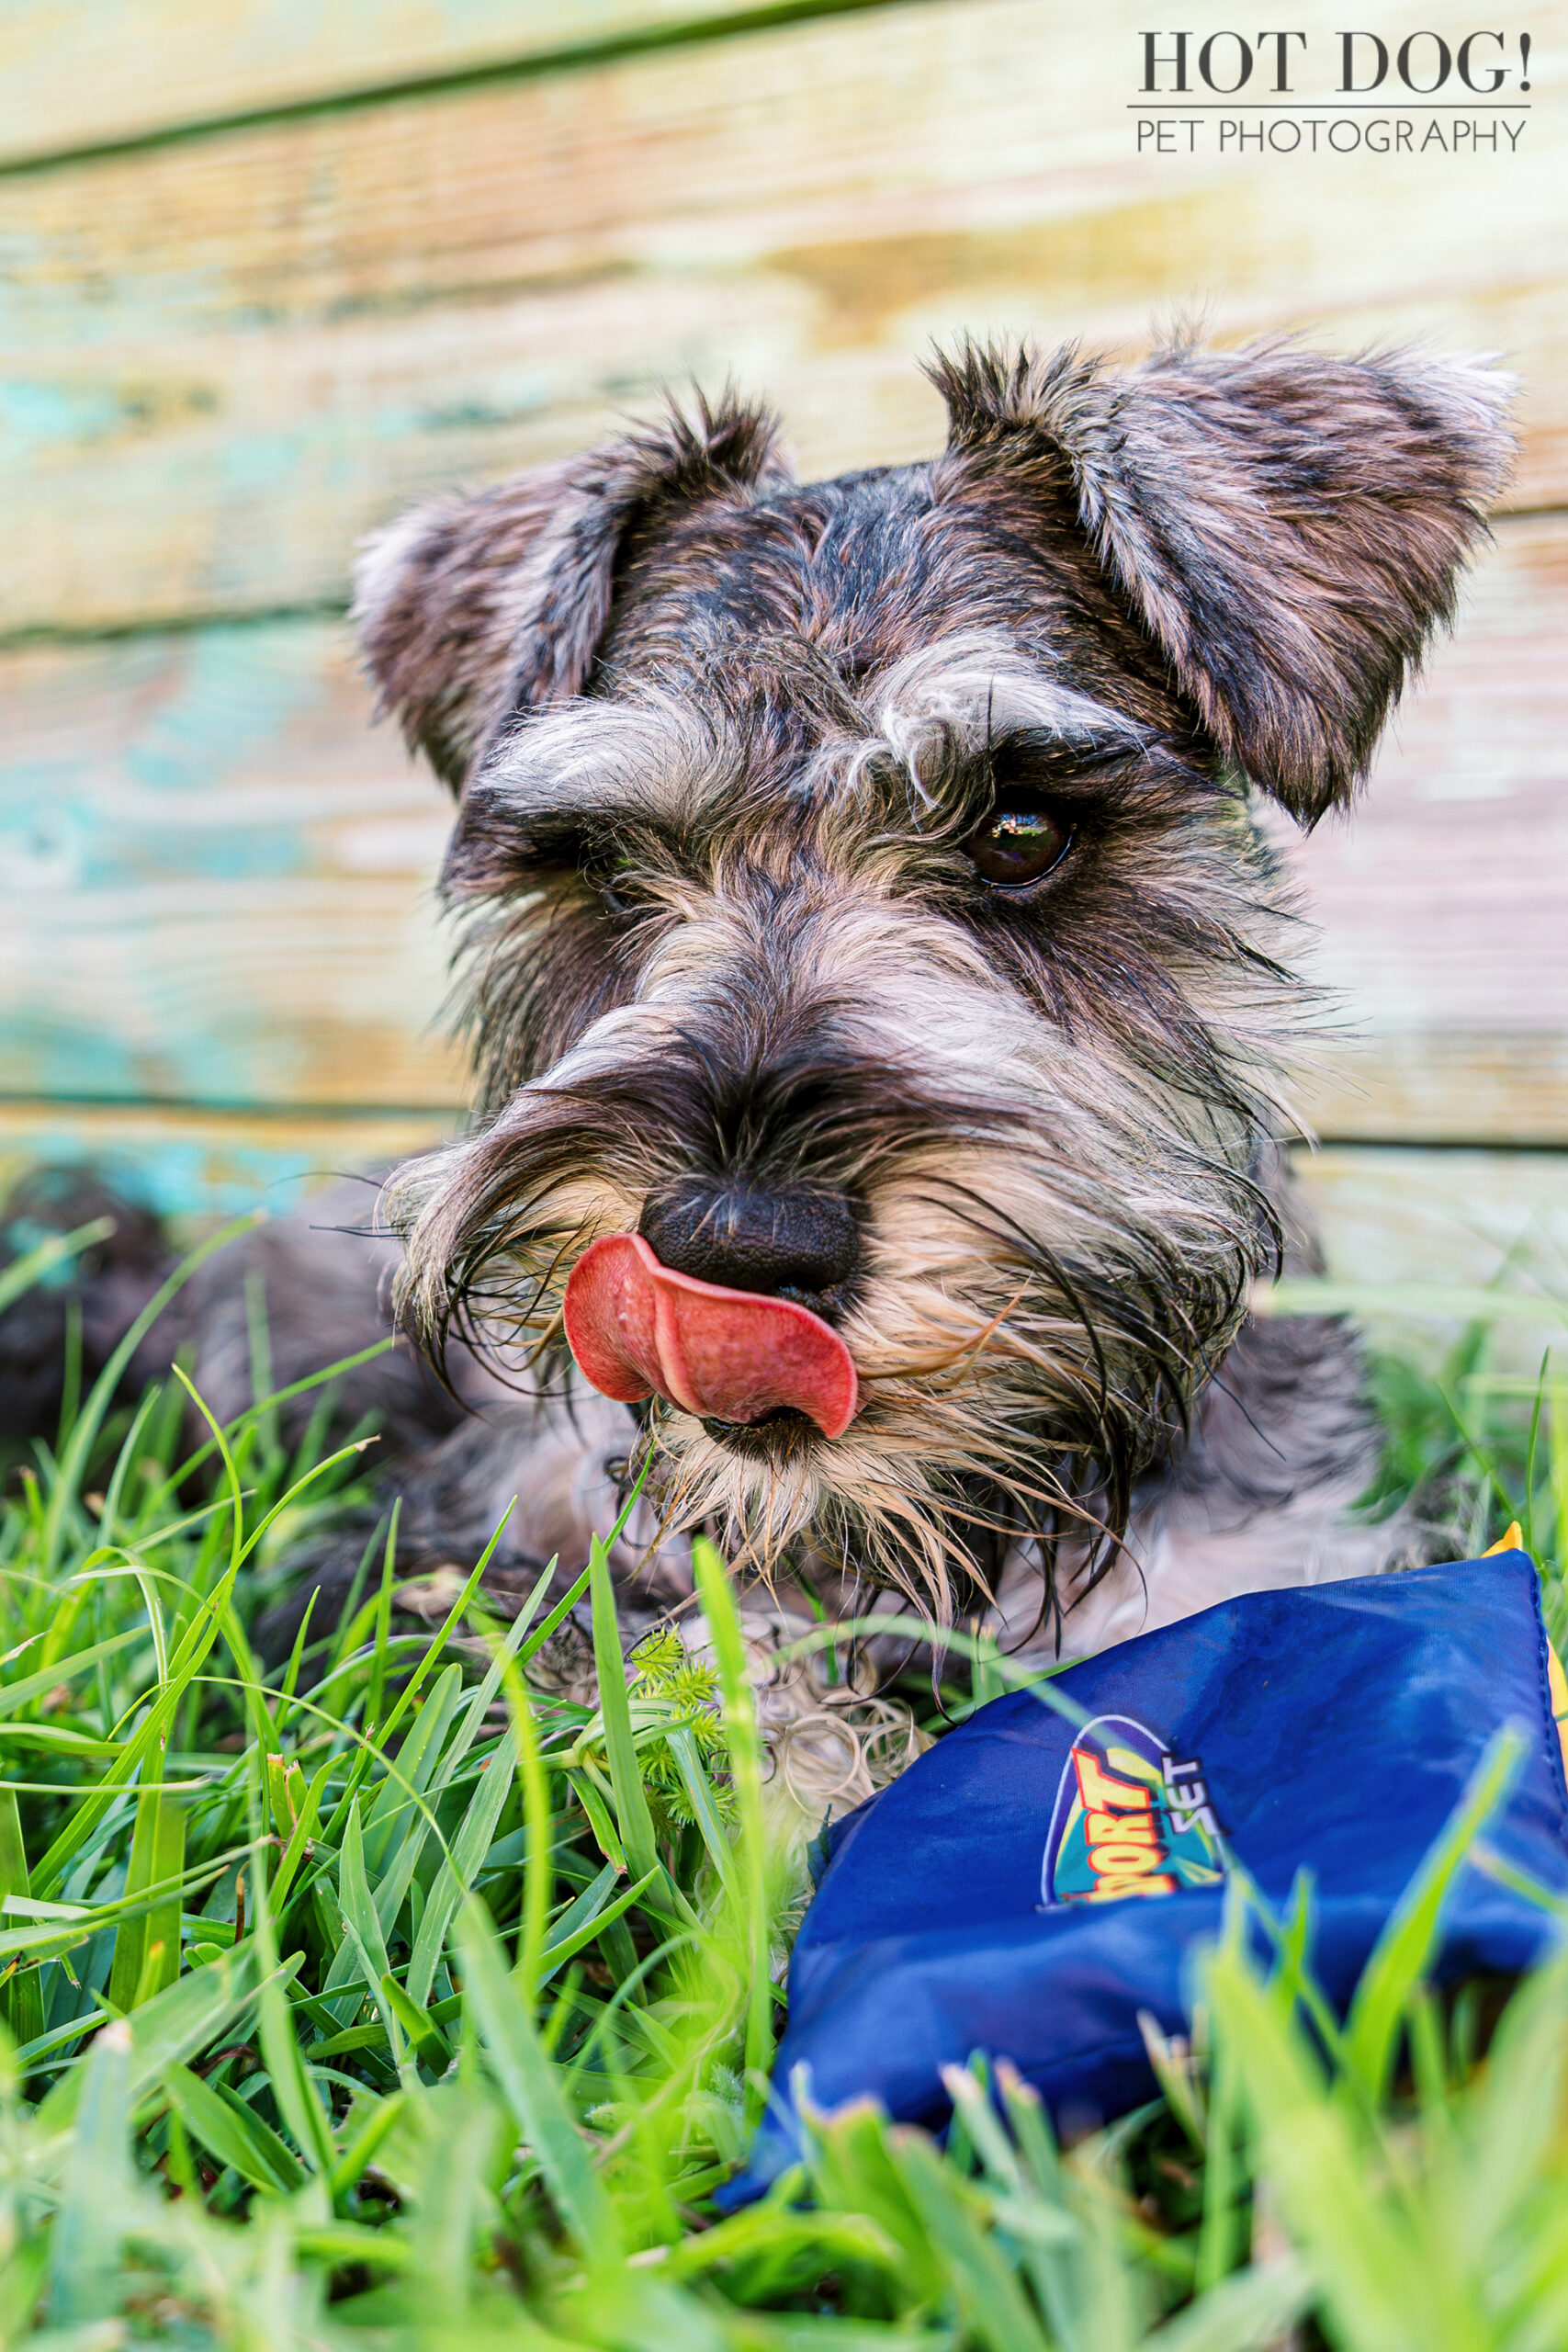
562,1232,859,1438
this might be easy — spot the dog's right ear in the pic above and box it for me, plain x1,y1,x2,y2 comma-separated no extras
929,334,1515,823
352,394,790,791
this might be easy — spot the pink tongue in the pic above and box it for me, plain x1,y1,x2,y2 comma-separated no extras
563,1232,859,1440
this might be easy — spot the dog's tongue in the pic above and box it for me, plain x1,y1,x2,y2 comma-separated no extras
563,1232,858,1439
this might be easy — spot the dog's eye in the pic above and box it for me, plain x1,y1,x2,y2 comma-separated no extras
965,801,1072,888
585,850,639,916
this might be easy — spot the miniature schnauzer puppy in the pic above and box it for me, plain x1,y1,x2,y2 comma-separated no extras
3,334,1512,1672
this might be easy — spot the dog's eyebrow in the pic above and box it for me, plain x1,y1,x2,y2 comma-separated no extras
470,642,1152,847
863,638,1148,763
829,639,1148,815
475,694,734,830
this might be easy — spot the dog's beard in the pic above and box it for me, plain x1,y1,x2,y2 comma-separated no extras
647,1159,1270,1630
382,861,1295,1630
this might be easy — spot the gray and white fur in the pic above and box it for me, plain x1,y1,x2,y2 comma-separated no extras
1,334,1514,1680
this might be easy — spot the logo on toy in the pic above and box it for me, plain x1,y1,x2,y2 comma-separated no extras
1041,1714,1226,1907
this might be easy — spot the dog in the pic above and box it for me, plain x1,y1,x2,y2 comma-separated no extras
1,334,1513,1699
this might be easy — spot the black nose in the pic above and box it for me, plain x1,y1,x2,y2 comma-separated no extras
638,1182,859,1315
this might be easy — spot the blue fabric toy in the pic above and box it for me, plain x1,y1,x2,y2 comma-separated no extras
732,1545,1568,2200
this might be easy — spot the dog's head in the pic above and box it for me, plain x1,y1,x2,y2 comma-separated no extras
355,336,1511,1617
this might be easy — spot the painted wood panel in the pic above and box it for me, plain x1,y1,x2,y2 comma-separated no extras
0,1102,457,1225
1290,1145,1568,1376
1292,1147,1568,1296
3,516,1562,1138
0,1109,1558,1346
1284,510,1568,1144
3,0,1563,632
0,617,466,1107
0,2,805,167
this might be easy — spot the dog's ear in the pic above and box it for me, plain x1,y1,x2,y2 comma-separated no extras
352,392,791,790
929,335,1515,823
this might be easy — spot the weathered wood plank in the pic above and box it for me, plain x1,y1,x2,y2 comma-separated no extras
2,515,1562,1140
1297,1035,1568,1150
1,1111,1559,1347
1283,509,1568,1142
1293,1146,1568,1292
0,617,467,1107
1290,1144,1568,1375
0,1,784,168
0,1102,457,1224
3,0,1562,631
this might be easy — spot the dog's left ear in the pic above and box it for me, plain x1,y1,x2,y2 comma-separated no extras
931,336,1516,822
352,392,791,790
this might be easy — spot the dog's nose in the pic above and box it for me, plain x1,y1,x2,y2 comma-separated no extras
638,1182,859,1311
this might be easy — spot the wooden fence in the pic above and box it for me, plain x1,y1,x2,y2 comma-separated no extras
4,0,1564,1296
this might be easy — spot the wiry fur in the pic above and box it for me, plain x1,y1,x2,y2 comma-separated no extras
930,336,1515,819
356,334,1510,1642
385,635,1302,1621
2,334,1514,1688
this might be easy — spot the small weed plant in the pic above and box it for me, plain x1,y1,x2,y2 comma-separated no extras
0,1216,1565,2348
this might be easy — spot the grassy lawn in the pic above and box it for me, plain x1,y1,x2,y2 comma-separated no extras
0,1216,1564,2349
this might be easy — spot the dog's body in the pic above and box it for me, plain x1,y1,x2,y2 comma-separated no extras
3,335,1511,1675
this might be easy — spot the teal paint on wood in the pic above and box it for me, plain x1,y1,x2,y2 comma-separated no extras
0,379,134,446
119,628,323,795
0,1129,361,1222
0,617,465,1109
0,1105,459,1222
4,0,1564,634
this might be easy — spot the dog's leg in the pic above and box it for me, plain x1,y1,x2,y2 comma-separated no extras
0,1170,461,1456
0,1170,173,1440
0,1171,692,1674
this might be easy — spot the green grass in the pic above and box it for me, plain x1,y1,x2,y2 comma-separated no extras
0,1226,1565,2350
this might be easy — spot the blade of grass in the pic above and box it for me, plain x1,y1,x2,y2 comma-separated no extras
0,1629,144,1723
328,2089,407,2200
500,1644,554,2012
320,1505,513,1855
567,1766,627,1874
107,1788,185,2012
378,1971,451,2071
1343,1724,1524,2102
139,1337,399,1518
338,1805,403,2077
692,1534,773,2112
246,1760,334,2182
41,1215,263,1577
273,1590,319,1741
364,1663,466,1898
364,1500,401,1744
37,1939,272,2130
587,1534,660,1890
405,1740,518,2011
0,1790,42,2051
893,2128,1047,2352
1205,1934,1441,2352
667,1724,739,1895
1258,1280,1568,1328
162,2057,306,2194
0,1216,116,1318
1138,2258,1311,2352
270,1754,332,1913
456,1894,617,2256
539,1866,659,1983
47,2017,132,2324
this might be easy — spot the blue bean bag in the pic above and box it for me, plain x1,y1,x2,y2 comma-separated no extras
731,1544,1568,2200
